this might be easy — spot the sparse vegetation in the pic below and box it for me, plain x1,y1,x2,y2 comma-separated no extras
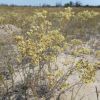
0,6,100,100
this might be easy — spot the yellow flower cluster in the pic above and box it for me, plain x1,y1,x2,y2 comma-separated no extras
72,47,91,56
14,8,99,89
76,10,99,21
76,59,96,83
71,39,82,46
46,69,64,87
15,29,65,65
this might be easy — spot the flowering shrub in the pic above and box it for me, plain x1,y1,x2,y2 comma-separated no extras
0,7,99,100
76,59,96,83
72,47,91,56
15,29,65,65
71,39,82,46
14,8,99,99
76,10,99,21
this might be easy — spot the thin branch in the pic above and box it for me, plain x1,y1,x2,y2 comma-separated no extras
95,86,99,100
56,81,81,100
